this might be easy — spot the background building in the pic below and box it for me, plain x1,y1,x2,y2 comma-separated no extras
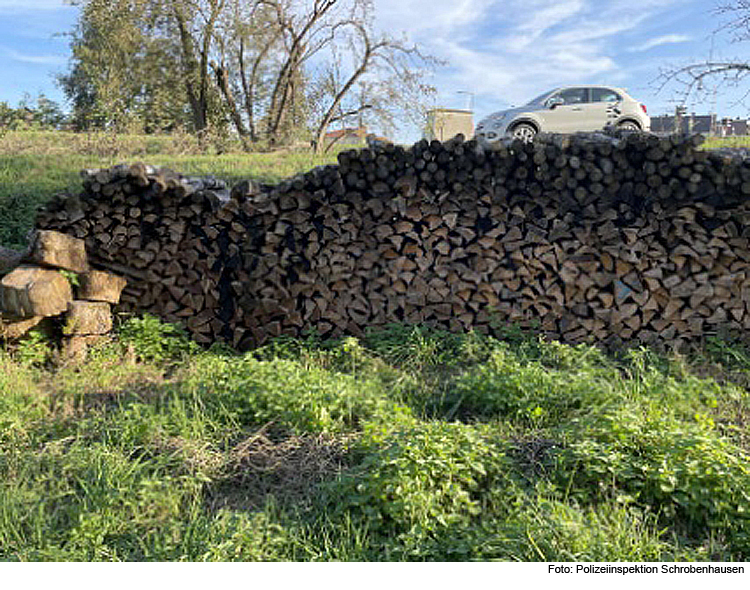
650,107,750,136
425,108,474,141
324,126,368,147
650,112,716,134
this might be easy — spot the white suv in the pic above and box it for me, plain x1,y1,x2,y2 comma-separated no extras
475,86,651,144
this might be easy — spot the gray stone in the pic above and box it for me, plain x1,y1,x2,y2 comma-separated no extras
64,300,112,335
78,270,127,304
29,230,88,273
0,266,73,318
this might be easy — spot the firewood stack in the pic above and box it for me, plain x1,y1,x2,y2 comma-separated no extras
34,131,750,350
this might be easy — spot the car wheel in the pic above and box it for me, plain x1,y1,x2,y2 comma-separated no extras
617,120,640,131
511,123,537,142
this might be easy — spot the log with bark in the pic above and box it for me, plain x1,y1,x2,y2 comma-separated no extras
33,131,750,351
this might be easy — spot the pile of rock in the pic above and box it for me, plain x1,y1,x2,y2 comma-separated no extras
0,230,126,359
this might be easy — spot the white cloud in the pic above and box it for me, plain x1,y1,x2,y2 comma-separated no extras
374,0,495,37
7,48,66,65
506,0,585,49
631,33,691,52
374,0,692,122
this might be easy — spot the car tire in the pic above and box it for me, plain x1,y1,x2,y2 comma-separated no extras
617,120,640,131
511,123,537,142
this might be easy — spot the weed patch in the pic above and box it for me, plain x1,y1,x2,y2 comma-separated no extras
1,320,749,560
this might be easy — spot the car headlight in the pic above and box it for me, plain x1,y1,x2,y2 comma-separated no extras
481,114,507,129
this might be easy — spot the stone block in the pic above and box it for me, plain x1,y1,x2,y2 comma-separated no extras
0,246,24,274
29,230,88,273
0,266,73,318
61,335,111,363
0,315,44,340
78,270,127,304
64,300,112,335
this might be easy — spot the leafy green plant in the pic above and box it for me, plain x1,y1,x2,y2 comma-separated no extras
361,324,502,376
13,331,52,367
118,314,199,363
705,337,750,371
558,409,750,557
187,354,412,434
318,421,518,558
448,343,619,426
58,269,80,288
251,331,324,362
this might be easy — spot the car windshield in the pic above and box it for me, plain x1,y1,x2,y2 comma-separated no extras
526,90,557,106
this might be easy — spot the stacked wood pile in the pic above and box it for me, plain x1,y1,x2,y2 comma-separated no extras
0,230,125,358
34,131,750,350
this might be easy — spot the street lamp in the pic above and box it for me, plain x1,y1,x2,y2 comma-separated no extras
457,91,474,111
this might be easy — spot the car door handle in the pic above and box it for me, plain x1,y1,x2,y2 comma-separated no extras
571,107,583,111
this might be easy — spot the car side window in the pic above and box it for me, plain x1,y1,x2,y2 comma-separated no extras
591,88,621,103
557,88,589,105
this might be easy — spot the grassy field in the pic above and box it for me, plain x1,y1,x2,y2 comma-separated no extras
2,130,750,561
2,319,750,560
702,136,750,150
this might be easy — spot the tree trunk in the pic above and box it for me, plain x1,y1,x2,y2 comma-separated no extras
265,0,338,144
172,1,208,134
213,61,250,150
239,33,281,143
171,0,224,137
314,57,371,154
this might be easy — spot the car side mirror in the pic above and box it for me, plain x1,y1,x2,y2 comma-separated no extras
547,97,564,109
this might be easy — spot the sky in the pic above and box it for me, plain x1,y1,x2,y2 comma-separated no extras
372,0,742,122
0,0,744,138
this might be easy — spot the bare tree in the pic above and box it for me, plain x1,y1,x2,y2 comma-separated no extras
237,6,285,142
209,0,284,144
171,0,228,136
309,18,440,152
209,0,350,146
658,2,750,109
258,0,346,144
62,0,441,148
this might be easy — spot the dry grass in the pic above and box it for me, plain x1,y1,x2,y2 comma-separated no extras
701,135,750,150
206,426,355,512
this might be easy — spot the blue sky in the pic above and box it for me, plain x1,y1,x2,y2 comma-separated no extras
373,0,738,122
0,0,78,106
0,0,744,133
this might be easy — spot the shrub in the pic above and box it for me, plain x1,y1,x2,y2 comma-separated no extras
185,355,412,434
319,421,517,558
448,343,620,426
558,410,750,557
12,331,53,367
362,324,497,373
118,314,199,364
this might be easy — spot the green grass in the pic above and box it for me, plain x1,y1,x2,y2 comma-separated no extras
3,131,750,560
2,128,749,250
701,136,750,150
1,320,750,561
0,130,341,249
